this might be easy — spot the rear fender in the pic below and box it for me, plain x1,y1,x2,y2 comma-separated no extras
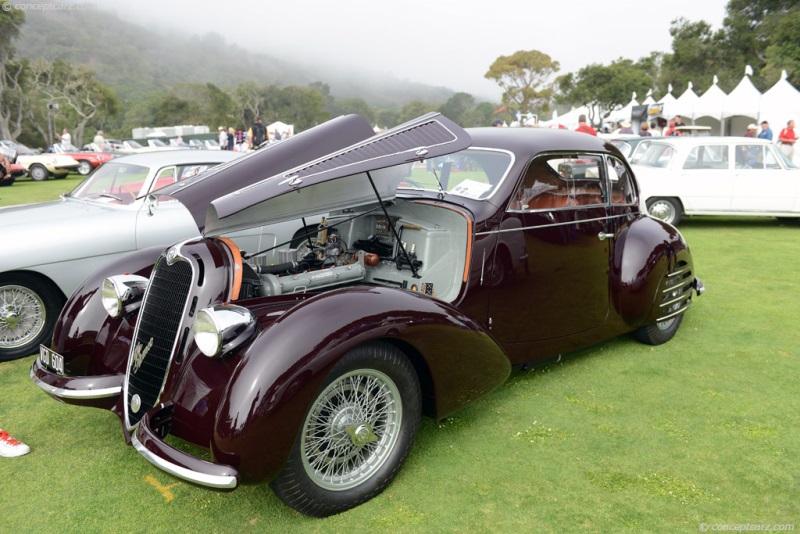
212,285,510,482
611,215,690,326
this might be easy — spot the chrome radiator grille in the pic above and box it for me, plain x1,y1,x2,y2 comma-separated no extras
125,258,193,428
656,260,694,322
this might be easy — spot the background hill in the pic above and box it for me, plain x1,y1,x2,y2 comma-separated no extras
15,8,455,108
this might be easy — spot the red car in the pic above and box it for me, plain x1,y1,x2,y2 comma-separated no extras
0,162,26,186
33,114,703,517
52,143,116,175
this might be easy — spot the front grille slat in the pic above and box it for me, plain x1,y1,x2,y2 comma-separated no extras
125,258,193,429
655,259,693,322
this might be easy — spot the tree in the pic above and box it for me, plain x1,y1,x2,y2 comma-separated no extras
396,100,436,124
484,50,559,117
329,98,375,125
0,8,26,139
438,92,475,127
557,59,652,126
32,59,119,146
762,7,800,85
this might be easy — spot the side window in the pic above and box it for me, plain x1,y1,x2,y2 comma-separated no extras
606,156,637,205
178,164,212,180
152,166,177,192
684,145,728,170
736,144,765,169
764,147,782,169
510,154,603,211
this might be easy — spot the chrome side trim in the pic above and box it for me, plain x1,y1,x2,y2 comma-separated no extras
131,434,238,490
30,369,122,399
476,213,628,236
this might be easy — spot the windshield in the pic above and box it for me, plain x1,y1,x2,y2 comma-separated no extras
126,140,144,149
68,162,151,204
149,139,167,147
397,148,512,200
633,142,676,168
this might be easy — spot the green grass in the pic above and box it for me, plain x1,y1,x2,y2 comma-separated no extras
0,173,86,207
1,179,799,531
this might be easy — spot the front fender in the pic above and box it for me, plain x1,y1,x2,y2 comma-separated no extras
51,245,165,377
212,286,511,483
611,215,691,326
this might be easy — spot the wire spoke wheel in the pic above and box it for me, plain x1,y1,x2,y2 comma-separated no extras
301,369,402,491
0,284,46,350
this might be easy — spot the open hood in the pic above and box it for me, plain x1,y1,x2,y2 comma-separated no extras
204,113,471,236
159,114,376,233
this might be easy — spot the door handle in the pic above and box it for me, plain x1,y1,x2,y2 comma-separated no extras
597,232,614,241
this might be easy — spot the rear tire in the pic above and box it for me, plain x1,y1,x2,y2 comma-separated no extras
635,313,683,345
271,342,421,517
77,160,93,175
646,198,682,225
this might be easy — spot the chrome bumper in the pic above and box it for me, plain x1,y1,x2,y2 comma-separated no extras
134,402,239,490
30,356,123,401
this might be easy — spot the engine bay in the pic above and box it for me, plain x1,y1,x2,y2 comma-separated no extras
239,199,469,303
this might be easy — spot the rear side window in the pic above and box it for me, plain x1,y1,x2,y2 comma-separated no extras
510,154,604,210
683,145,728,170
606,156,637,205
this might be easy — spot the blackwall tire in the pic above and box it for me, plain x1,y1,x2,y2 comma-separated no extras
635,313,684,346
77,160,93,175
646,198,682,225
0,274,66,361
270,342,421,517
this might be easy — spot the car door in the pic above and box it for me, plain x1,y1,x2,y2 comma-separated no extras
487,152,611,345
678,143,733,212
731,143,799,212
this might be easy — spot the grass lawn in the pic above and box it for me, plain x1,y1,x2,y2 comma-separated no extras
1,178,798,532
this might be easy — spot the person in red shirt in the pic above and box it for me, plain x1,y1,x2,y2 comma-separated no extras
575,114,597,136
664,121,682,136
778,119,796,161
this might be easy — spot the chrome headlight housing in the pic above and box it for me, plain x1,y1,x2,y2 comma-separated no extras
193,304,256,358
101,274,149,318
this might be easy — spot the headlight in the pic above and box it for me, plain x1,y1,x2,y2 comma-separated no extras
101,274,149,317
194,304,256,358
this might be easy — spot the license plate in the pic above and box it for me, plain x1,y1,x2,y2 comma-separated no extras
39,345,64,374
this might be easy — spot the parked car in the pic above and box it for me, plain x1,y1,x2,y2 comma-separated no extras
31,113,703,516
51,142,116,175
606,135,663,162
631,136,799,224
0,140,80,180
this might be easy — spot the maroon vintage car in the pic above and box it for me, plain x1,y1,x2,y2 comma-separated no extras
32,113,703,517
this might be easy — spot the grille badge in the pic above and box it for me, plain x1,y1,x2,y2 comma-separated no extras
131,338,153,374
166,246,179,263
131,394,141,413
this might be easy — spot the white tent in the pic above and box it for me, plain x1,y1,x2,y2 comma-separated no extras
693,76,729,134
539,105,594,130
722,66,762,136
642,89,656,106
672,82,700,121
760,70,800,140
267,121,294,138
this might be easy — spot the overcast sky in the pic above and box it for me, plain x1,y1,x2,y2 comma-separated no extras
104,0,729,100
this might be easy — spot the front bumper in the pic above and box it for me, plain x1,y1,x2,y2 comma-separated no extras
134,402,239,490
30,356,123,405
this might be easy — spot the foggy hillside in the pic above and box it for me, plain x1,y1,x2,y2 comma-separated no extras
14,8,455,108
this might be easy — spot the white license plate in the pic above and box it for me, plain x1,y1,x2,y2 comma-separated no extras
39,345,64,374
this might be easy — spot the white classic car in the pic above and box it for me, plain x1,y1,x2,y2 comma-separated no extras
0,140,80,180
631,137,800,224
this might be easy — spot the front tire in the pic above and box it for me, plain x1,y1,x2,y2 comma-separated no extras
646,197,682,225
271,342,421,517
0,273,66,361
29,164,49,181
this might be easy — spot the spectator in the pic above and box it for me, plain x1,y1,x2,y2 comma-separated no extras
492,118,504,127
93,130,106,150
673,115,685,128
218,127,228,150
575,114,597,136
639,122,652,136
227,127,235,151
758,121,773,141
619,120,634,134
664,121,681,136
744,123,757,138
0,149,13,186
55,128,71,148
0,428,29,457
778,120,796,160
249,116,267,149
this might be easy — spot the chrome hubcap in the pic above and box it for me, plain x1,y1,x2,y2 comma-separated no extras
649,201,676,223
0,285,46,349
301,369,401,490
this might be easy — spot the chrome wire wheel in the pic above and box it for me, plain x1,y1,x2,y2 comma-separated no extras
301,368,402,491
0,284,46,350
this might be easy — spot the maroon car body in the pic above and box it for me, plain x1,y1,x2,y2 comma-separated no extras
32,113,702,517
